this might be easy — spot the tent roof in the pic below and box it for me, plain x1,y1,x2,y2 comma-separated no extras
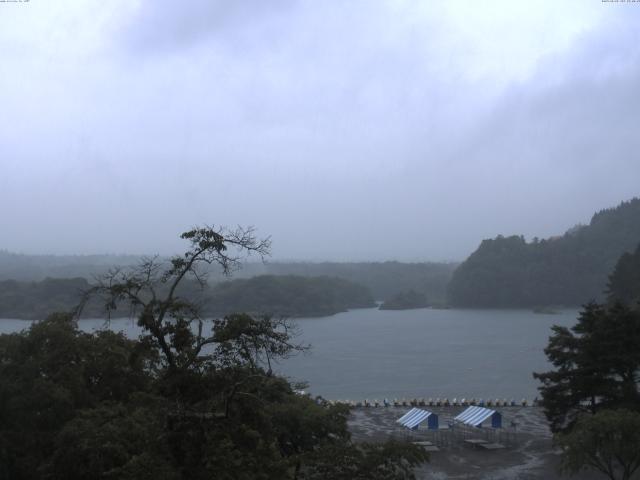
454,406,498,426
396,408,434,429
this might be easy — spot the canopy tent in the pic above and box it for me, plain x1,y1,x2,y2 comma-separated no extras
396,408,439,430
454,406,502,428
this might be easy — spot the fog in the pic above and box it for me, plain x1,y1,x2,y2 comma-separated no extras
1,1,639,261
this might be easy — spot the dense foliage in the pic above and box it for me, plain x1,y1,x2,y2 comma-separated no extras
379,290,429,310
556,409,640,480
448,198,640,307
0,275,374,320
533,302,640,433
0,313,157,478
0,226,428,479
0,312,427,479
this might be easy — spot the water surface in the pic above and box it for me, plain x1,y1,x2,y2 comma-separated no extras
0,307,579,401
275,307,578,401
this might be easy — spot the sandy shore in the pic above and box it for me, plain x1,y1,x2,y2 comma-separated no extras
348,406,607,479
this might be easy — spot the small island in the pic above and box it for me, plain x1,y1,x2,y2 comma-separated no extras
379,289,429,310
532,306,559,315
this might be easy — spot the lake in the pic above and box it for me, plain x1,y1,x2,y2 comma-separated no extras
0,307,579,401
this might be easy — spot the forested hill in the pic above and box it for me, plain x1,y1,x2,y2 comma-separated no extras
448,198,640,308
0,275,375,320
203,275,375,317
607,241,640,306
265,261,456,304
0,253,456,306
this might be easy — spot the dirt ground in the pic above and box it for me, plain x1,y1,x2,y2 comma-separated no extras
348,406,613,480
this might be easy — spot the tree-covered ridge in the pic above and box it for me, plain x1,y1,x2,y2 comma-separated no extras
0,275,375,320
205,275,374,317
448,198,640,307
266,261,456,304
0,250,141,281
607,242,640,306
0,252,455,308
0,277,92,319
379,290,429,310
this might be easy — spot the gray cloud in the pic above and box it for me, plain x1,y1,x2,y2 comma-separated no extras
120,0,295,55
435,10,640,247
0,1,638,261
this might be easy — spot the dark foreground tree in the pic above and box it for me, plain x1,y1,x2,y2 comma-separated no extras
0,313,156,480
79,225,272,373
300,440,429,480
1,226,428,479
534,248,640,480
533,302,640,433
556,409,640,480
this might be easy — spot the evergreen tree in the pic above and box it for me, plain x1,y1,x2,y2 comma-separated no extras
533,302,640,433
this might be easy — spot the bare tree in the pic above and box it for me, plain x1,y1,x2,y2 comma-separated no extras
78,225,271,371
213,313,308,374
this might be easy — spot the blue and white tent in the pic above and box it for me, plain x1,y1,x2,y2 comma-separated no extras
396,408,439,430
454,406,502,428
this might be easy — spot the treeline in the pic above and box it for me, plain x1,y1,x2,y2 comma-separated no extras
0,251,141,281
0,275,374,320
448,198,640,307
205,275,374,317
266,261,456,304
0,253,456,306
0,277,91,319
0,253,455,311
7,198,639,312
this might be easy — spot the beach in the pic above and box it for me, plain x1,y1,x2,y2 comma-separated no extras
348,406,606,480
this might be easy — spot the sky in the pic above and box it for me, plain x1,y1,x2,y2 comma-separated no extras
1,0,639,261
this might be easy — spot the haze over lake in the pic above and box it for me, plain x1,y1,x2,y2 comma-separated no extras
277,307,579,401
1,307,578,400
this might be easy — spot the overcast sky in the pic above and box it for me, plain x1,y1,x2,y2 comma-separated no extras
1,1,639,261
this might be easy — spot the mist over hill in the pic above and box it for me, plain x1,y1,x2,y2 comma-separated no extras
0,252,455,307
0,275,375,320
5,198,640,312
264,262,456,304
448,198,640,307
0,251,142,281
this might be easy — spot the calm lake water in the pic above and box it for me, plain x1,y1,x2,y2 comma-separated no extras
0,307,579,401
